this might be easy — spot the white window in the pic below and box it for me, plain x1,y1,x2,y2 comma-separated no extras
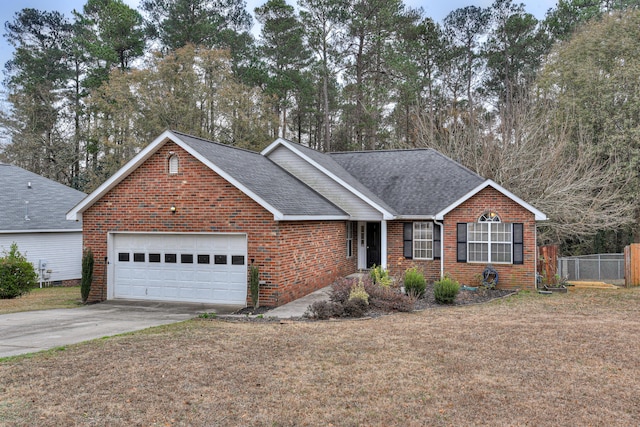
413,222,433,260
346,222,354,258
468,213,512,264
168,155,179,175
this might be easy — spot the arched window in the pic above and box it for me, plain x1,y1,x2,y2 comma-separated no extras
468,211,512,263
479,211,501,222
168,155,179,175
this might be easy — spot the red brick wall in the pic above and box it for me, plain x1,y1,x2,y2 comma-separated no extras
442,187,537,290
272,221,357,305
384,188,538,290
386,221,441,283
82,141,356,306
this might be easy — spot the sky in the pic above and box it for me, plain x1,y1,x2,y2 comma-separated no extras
0,0,558,87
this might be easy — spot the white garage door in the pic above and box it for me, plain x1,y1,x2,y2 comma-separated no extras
112,233,247,304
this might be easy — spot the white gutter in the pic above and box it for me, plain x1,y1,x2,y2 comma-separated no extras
434,219,444,280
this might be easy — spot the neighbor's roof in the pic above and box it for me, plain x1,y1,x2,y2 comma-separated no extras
67,130,347,221
329,149,485,217
0,163,85,232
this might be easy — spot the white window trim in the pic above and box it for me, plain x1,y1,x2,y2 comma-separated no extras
168,155,179,175
413,222,434,260
467,221,513,264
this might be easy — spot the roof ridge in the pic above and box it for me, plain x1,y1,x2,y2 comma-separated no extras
329,147,484,180
329,147,436,154
169,130,264,156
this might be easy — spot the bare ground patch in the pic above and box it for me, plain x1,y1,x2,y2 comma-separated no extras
1,289,640,426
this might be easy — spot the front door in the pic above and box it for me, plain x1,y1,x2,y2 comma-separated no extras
366,222,381,268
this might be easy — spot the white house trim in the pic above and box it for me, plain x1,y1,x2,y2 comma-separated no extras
67,130,289,222
278,215,350,221
435,179,548,221
262,139,396,220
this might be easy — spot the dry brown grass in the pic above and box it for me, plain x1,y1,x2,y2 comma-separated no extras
0,286,82,315
2,289,640,426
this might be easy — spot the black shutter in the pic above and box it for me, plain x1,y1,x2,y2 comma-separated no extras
457,223,467,263
433,223,442,260
513,223,524,265
403,223,413,258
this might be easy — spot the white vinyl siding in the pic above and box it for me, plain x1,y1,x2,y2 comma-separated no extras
267,145,382,220
413,222,433,260
0,232,82,282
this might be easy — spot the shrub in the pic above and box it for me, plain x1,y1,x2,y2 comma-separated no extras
305,300,343,320
434,276,460,304
366,284,415,312
250,264,260,308
349,281,369,305
329,277,355,304
369,265,392,287
403,267,426,298
343,297,368,318
81,249,94,303
0,243,38,299
324,275,415,317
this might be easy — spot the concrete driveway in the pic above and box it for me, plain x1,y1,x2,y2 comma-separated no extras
0,300,242,358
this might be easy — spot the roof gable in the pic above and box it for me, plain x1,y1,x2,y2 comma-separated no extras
435,179,547,221
0,164,85,232
67,131,346,221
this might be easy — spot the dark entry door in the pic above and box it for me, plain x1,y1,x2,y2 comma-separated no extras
366,222,381,268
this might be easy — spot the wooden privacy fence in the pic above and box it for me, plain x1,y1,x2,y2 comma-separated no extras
537,245,558,281
625,244,640,287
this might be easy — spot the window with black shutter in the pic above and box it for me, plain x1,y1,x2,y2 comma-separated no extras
457,223,467,263
403,223,413,259
513,223,524,265
434,223,442,260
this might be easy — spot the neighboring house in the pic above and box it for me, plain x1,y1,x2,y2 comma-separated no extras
0,163,86,286
67,130,546,307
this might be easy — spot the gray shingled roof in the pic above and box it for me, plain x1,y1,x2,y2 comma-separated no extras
173,132,346,217
285,142,397,215
0,164,85,231
329,149,485,217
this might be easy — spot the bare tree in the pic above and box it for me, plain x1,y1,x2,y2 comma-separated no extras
415,93,636,246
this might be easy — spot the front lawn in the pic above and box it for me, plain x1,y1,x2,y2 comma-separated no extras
1,288,640,426
0,286,82,315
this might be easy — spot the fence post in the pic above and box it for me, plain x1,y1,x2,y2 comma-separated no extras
626,244,640,287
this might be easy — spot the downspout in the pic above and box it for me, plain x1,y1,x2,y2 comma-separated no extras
435,219,444,280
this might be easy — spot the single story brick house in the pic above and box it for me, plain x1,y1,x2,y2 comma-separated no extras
67,130,546,307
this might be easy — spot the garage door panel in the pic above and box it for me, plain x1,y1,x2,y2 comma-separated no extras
113,233,247,304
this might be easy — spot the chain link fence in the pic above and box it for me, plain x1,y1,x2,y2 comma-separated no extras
557,254,624,282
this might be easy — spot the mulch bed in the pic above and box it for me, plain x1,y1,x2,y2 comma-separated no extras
414,282,515,310
230,283,515,321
